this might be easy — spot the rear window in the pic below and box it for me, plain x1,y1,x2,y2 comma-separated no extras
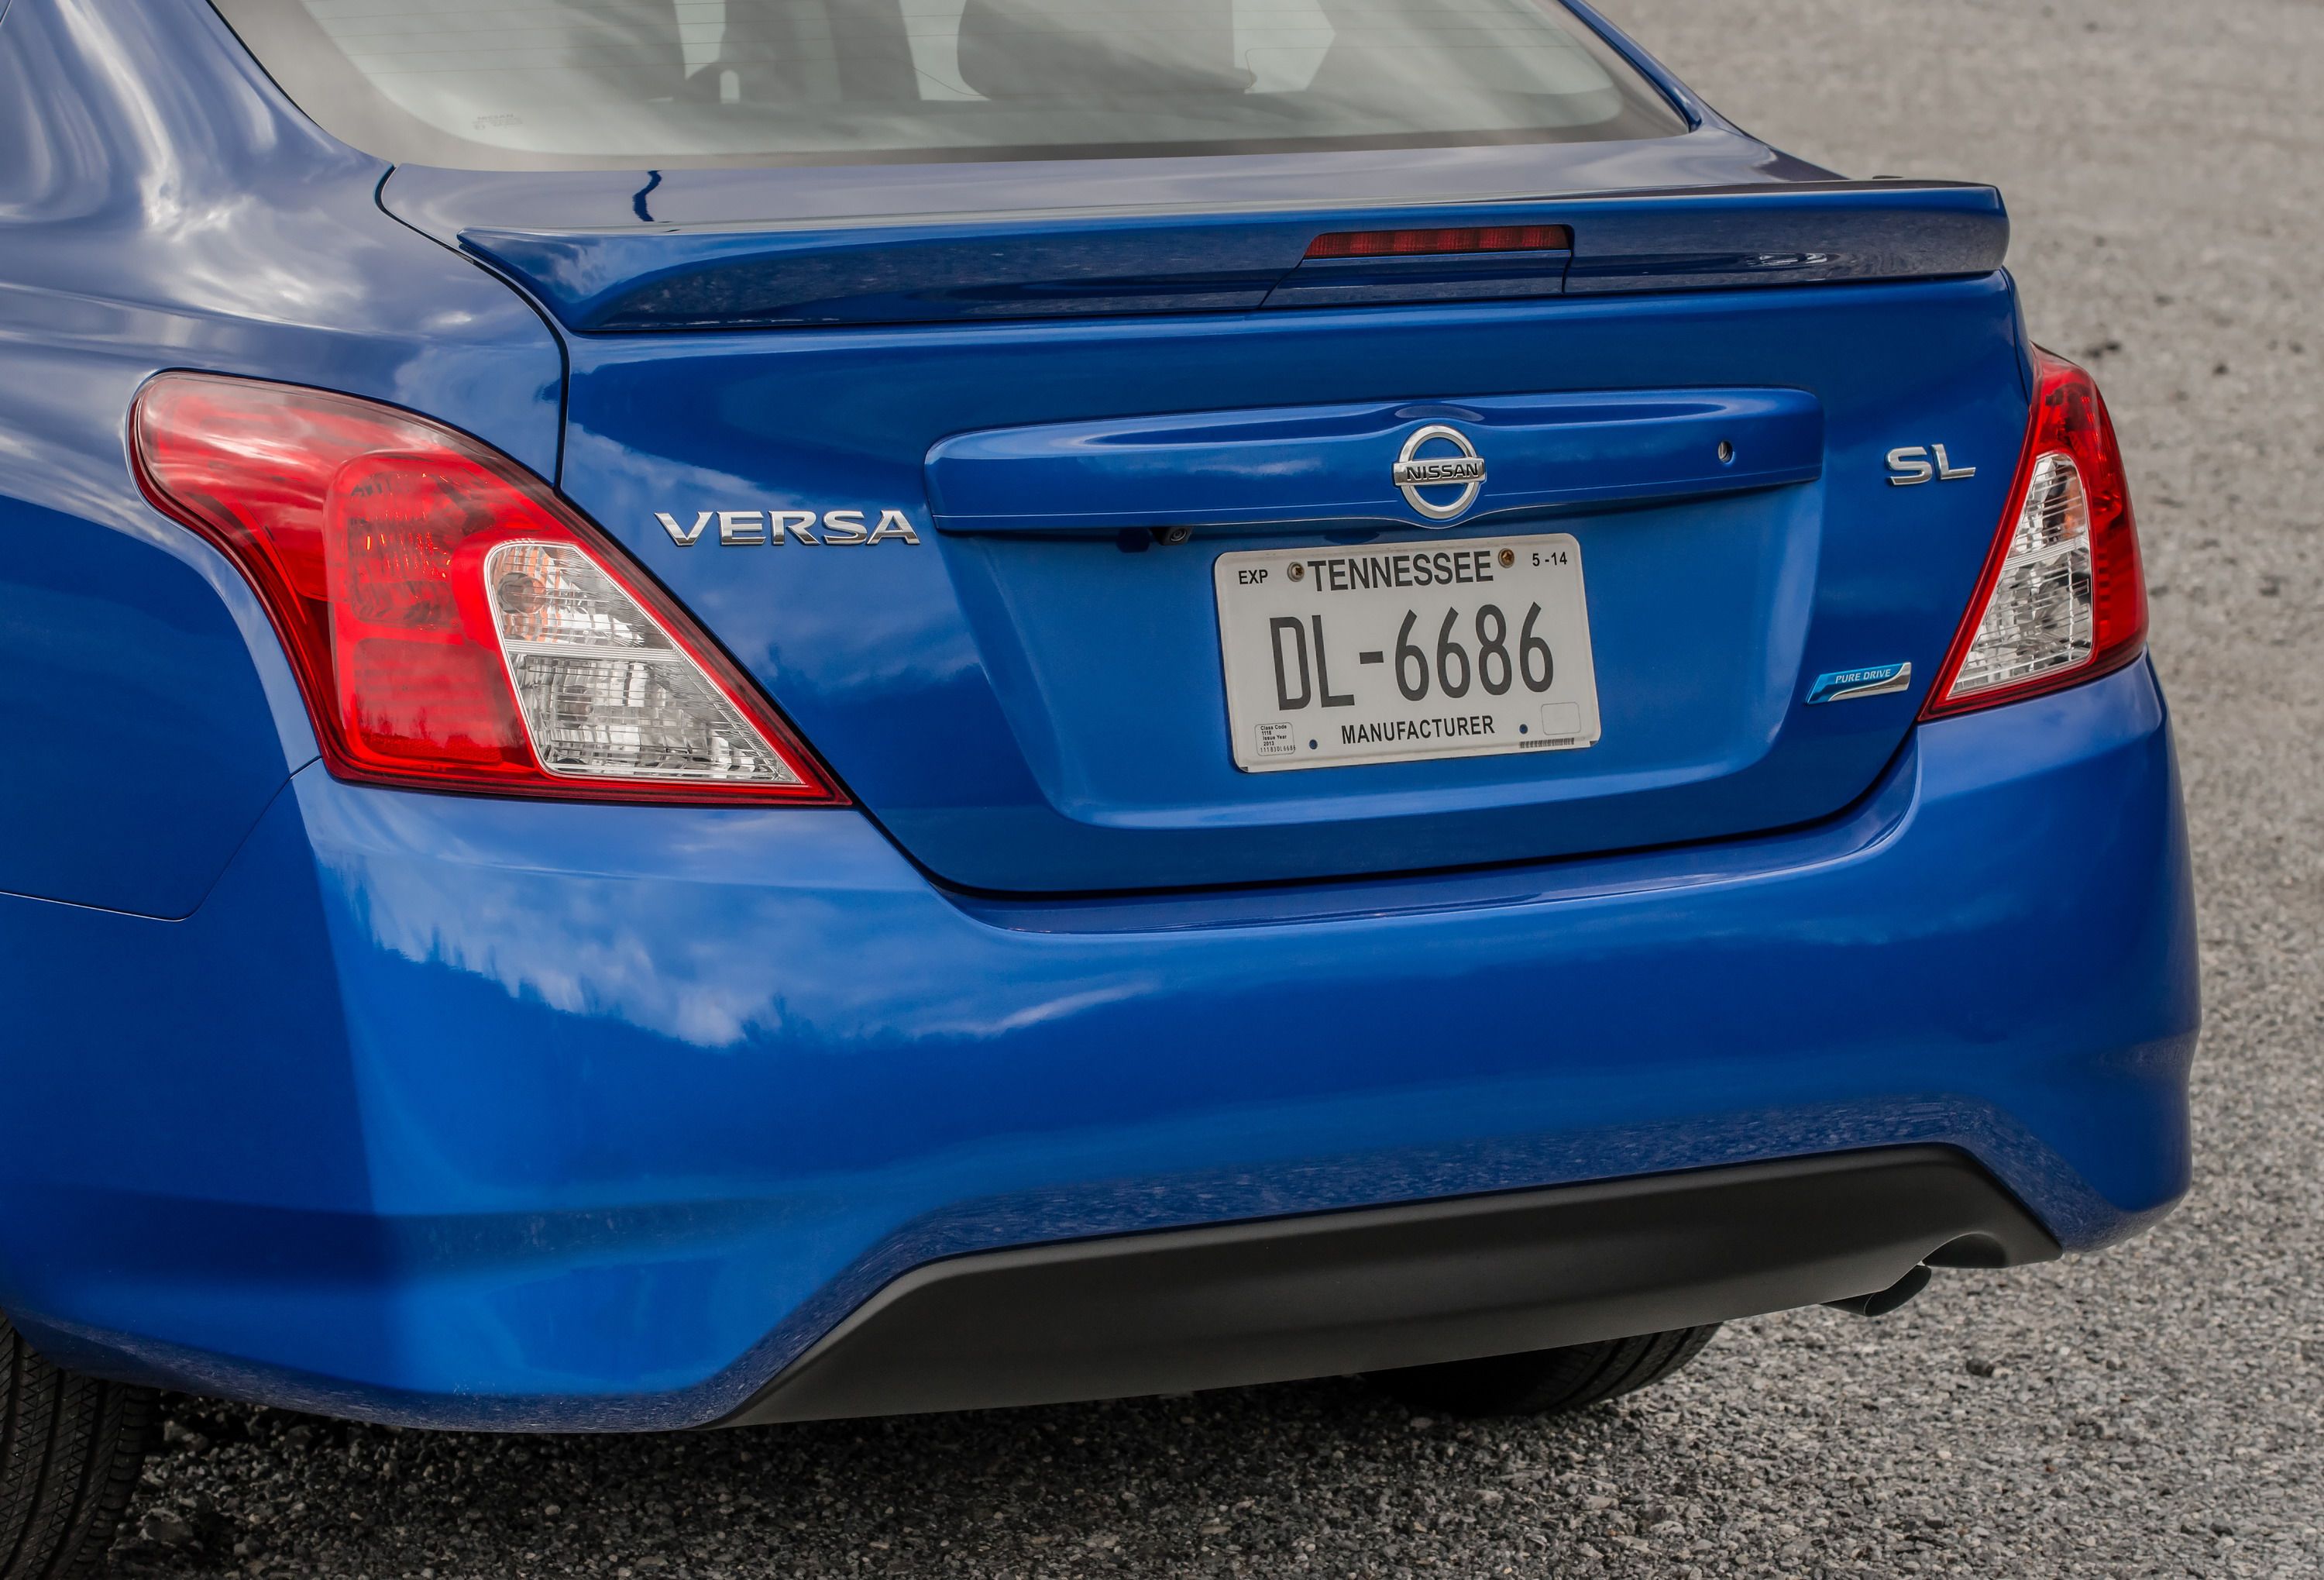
211,0,1688,170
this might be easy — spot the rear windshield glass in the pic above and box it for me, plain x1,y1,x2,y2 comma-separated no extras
211,0,1688,170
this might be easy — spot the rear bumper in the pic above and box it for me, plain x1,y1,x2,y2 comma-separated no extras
727,1147,2056,1425
0,659,2197,1430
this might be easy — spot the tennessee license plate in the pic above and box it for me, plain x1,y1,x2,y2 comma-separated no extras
1215,535,1601,773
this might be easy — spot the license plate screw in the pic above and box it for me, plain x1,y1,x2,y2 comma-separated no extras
1497,548,1515,568
1288,562,1305,580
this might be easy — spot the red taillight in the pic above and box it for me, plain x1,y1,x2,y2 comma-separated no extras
1920,349,2148,719
1303,224,1572,260
131,373,843,804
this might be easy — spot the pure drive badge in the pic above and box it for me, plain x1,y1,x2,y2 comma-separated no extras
655,509,923,546
1807,662,1913,704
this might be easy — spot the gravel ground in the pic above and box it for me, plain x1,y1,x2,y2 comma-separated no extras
106,2,2323,1575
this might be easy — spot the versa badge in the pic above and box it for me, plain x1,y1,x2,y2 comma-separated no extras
657,508,923,546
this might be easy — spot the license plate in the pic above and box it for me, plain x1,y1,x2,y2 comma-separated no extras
1215,535,1601,773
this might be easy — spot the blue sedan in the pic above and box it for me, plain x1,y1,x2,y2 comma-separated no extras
0,0,2195,1570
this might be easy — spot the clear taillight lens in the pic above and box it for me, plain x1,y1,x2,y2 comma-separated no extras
484,540,802,788
1923,349,2147,718
132,373,842,804
1947,452,2093,696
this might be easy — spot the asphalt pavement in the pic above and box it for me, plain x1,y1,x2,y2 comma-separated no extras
108,1,2324,1575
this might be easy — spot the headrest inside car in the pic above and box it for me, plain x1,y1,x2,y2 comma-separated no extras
955,0,1255,99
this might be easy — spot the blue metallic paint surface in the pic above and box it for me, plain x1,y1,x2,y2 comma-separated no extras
0,0,561,917
0,661,2195,1429
923,389,1822,532
558,277,2029,892
381,134,1837,246
0,0,2198,1432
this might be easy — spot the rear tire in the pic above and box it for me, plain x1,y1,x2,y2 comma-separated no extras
1367,1324,1721,1419
1,1313,153,1580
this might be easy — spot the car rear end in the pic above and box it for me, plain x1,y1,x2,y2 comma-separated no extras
0,0,2195,1438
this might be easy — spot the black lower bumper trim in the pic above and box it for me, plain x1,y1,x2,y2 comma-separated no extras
722,1147,2058,1426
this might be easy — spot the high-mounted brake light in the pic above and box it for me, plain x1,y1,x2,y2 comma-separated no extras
1921,349,2147,718
131,373,843,804
1303,224,1573,260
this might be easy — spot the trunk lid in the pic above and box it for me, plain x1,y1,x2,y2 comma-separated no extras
386,154,2028,893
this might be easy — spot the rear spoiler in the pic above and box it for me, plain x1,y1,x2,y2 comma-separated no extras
460,181,2007,334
